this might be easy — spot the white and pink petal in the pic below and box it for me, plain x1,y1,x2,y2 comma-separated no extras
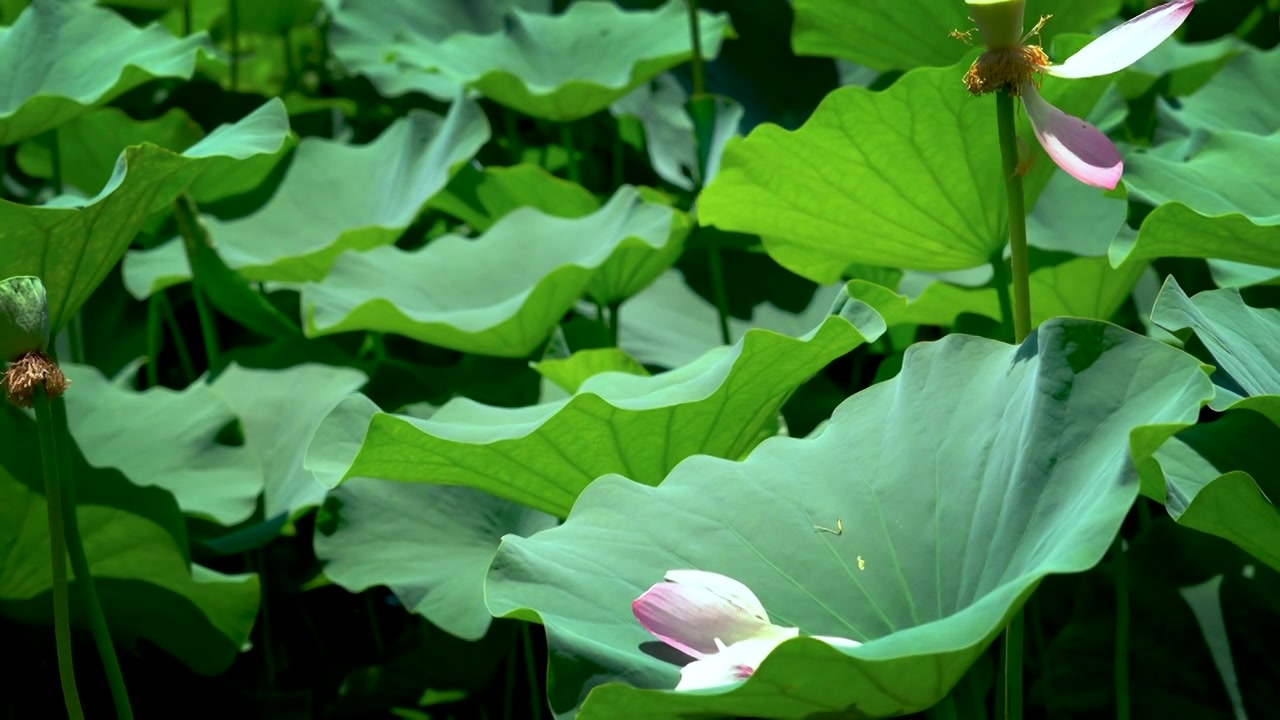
674,632,798,692
1020,81,1124,189
1045,0,1194,79
632,570,775,658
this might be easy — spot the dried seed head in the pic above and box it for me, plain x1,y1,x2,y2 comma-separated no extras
963,44,1050,95
3,351,68,409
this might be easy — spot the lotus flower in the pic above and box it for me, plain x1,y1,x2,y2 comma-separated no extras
632,570,861,691
963,0,1195,189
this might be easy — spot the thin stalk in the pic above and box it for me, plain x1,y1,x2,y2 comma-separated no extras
501,636,517,720
686,0,706,97
173,196,221,370
183,0,192,35
559,122,580,184
253,549,276,691
52,394,133,719
145,295,163,388
933,695,958,720
685,0,732,346
611,127,624,190
66,315,85,365
991,248,1014,344
156,291,196,382
503,108,524,164
229,0,240,92
1114,539,1130,720
606,301,621,348
281,29,296,91
362,591,385,658
704,232,732,345
521,624,544,720
49,129,63,196
1001,609,1024,720
994,91,1030,720
994,92,1031,344
33,388,84,720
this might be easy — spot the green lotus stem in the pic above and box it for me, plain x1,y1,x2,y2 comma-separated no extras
994,88,1029,720
156,291,196,382
704,235,732,345
521,623,544,720
686,0,707,97
559,123,580,184
991,248,1015,343
684,0,732,346
173,195,221,370
995,92,1032,344
1114,539,1131,720
50,395,134,720
1002,608,1024,720
606,301,622,348
229,0,240,92
145,294,162,388
183,0,192,35
48,128,63,196
32,387,84,720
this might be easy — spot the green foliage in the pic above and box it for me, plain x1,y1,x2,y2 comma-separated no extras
0,0,1277,717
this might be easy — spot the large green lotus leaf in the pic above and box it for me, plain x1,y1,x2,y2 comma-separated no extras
1120,34,1245,101
485,318,1213,718
427,163,600,233
326,0,551,100
1135,278,1280,571
1139,406,1280,573
121,97,489,297
328,292,887,517
61,364,262,525
851,253,1146,332
1156,45,1279,137
1151,277,1280,403
16,106,295,206
534,349,649,394
1112,132,1280,270
310,394,557,641
790,0,1119,72
300,185,690,357
609,270,847,370
0,98,289,334
60,362,366,524
610,72,745,191
0,0,212,144
0,405,259,675
16,107,202,196
699,49,1111,280
332,0,731,121
204,363,369,520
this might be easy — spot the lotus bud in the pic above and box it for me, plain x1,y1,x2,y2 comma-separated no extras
0,276,66,408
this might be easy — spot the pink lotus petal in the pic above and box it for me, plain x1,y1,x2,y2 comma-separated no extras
1020,81,1123,189
632,570,773,658
674,632,798,691
1046,0,1194,79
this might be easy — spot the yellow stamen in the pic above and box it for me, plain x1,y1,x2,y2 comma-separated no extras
963,44,1050,96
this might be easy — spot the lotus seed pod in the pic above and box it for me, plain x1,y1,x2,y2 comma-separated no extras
967,0,1027,49
0,276,50,362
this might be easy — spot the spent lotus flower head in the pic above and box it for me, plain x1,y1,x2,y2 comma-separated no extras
632,570,861,691
962,0,1195,189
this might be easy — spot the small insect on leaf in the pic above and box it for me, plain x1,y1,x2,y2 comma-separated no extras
813,518,843,536
857,556,866,571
